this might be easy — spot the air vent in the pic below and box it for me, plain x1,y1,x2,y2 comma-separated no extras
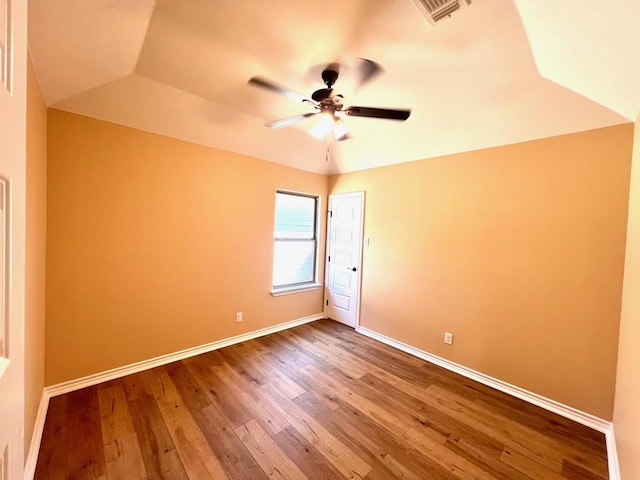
412,0,472,25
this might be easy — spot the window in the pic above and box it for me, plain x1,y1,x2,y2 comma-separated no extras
272,191,320,293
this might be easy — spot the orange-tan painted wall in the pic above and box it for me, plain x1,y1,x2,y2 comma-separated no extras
330,124,633,419
614,115,640,477
45,109,328,385
45,106,633,422
25,55,47,457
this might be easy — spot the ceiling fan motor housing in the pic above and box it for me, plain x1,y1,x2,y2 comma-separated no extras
313,67,343,108
321,67,339,87
312,91,344,109
311,88,333,102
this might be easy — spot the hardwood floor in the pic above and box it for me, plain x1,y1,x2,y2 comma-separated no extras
34,319,609,479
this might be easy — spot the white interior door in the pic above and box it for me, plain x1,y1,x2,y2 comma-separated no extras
324,192,364,328
0,0,27,478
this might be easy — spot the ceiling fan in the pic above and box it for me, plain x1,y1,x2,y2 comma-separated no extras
248,59,411,141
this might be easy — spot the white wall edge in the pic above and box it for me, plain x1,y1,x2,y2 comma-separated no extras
356,325,612,433
24,390,51,480
45,313,323,398
606,425,621,480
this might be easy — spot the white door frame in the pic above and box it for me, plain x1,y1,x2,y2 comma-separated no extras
324,191,365,328
0,0,27,477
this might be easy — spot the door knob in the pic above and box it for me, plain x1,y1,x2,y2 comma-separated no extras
348,267,357,272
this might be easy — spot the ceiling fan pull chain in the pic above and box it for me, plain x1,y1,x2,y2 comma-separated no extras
326,144,330,162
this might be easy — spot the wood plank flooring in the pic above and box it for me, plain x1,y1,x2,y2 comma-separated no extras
34,319,609,479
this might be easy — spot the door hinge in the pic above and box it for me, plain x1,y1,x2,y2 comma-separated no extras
329,210,333,218
326,299,329,306
328,255,331,262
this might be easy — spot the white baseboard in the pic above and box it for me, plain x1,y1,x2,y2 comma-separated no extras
24,313,324,480
24,390,50,480
46,313,324,398
356,325,611,432
606,426,621,480
356,325,620,478
26,315,621,479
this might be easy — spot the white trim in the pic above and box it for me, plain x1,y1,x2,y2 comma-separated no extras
357,325,622,479
24,316,621,480
23,313,324,480
46,313,324,398
324,191,365,329
356,325,612,433
270,283,322,297
605,426,620,480
23,390,50,480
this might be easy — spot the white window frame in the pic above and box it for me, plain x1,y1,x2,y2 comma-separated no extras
270,190,322,296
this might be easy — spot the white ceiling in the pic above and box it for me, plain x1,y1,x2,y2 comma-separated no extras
28,0,638,175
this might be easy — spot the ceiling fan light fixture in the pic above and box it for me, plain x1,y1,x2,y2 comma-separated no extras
309,112,336,140
333,118,349,140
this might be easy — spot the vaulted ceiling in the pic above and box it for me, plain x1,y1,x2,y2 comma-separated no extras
28,0,640,174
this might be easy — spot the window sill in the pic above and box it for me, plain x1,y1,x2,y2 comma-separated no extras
270,283,323,297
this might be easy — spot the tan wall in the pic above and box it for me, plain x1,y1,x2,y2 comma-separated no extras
614,116,640,478
44,106,632,421
330,124,633,419
46,110,328,385
24,55,47,458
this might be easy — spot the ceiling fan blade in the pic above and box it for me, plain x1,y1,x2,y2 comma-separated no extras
265,112,319,129
354,58,383,90
248,76,317,105
345,106,411,121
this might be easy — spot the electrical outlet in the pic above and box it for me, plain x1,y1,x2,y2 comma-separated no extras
444,332,453,345
236,312,243,323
